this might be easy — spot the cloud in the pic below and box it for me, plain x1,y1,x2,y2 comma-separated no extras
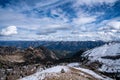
0,0,119,41
107,21,120,30
37,29,56,35
73,0,117,17
99,20,120,31
74,0,117,6
73,16,96,25
0,26,18,36
0,7,70,34
50,8,69,22
36,24,71,35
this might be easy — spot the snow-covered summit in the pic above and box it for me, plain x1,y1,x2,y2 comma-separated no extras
82,43,120,73
84,43,120,57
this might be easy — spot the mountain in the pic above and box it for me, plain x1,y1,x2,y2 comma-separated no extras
81,42,120,79
0,41,106,51
0,41,106,59
0,42,118,80
0,46,58,65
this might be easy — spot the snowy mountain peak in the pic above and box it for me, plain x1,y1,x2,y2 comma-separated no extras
82,43,120,74
84,42,120,57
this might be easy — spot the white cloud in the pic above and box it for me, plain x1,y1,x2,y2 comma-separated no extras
73,16,96,25
75,0,117,6
99,20,120,31
73,0,117,14
71,14,97,32
107,21,120,30
50,8,69,23
0,26,18,36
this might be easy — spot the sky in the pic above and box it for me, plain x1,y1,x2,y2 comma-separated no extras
0,0,120,41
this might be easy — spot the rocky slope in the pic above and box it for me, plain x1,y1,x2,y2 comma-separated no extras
0,46,58,64
19,64,112,80
0,46,58,80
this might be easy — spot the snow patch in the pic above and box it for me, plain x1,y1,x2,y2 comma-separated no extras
67,62,80,67
75,67,105,80
19,66,69,80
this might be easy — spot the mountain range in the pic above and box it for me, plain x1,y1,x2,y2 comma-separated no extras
0,41,120,80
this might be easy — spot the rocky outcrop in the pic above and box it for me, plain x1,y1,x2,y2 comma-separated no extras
0,46,19,55
0,46,58,80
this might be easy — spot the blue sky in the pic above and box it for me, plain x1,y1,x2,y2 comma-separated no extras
0,0,120,41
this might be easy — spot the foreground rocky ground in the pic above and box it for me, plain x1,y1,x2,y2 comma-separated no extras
19,64,112,80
